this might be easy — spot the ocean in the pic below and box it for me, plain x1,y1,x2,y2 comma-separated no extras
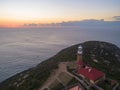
0,27,120,82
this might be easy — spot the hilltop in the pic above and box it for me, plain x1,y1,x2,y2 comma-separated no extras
0,41,120,90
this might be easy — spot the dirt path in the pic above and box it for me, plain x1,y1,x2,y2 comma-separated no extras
39,62,72,90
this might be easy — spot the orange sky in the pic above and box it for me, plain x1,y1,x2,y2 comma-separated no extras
0,17,85,28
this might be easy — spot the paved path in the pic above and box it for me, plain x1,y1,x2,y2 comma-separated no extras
39,62,70,90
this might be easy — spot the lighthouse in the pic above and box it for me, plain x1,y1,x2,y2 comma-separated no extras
77,45,83,62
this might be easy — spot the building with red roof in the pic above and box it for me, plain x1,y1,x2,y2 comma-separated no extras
78,66,105,84
76,45,105,84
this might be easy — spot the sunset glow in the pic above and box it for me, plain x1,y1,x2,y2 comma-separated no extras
0,0,120,28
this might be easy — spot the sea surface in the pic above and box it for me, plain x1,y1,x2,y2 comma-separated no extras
0,27,120,82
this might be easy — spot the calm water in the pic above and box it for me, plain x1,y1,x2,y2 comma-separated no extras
0,28,120,82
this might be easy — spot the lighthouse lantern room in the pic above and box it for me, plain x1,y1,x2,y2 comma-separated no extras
77,45,83,63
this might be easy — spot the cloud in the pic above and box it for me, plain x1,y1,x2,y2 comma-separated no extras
113,16,120,21
23,19,120,28
24,23,38,27
23,23,61,27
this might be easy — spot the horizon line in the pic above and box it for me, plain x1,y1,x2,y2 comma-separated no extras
0,19,120,28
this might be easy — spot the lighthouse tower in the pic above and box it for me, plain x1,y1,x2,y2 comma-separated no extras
77,45,83,63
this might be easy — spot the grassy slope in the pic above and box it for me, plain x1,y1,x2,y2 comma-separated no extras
0,41,120,90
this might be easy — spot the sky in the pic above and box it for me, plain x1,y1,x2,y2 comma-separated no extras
0,0,120,28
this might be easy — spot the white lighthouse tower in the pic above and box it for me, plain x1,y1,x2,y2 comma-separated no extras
77,45,83,63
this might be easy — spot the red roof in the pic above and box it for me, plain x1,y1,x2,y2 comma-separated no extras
78,66,105,81
69,85,84,90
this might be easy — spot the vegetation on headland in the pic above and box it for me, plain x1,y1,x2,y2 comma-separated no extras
0,41,120,90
